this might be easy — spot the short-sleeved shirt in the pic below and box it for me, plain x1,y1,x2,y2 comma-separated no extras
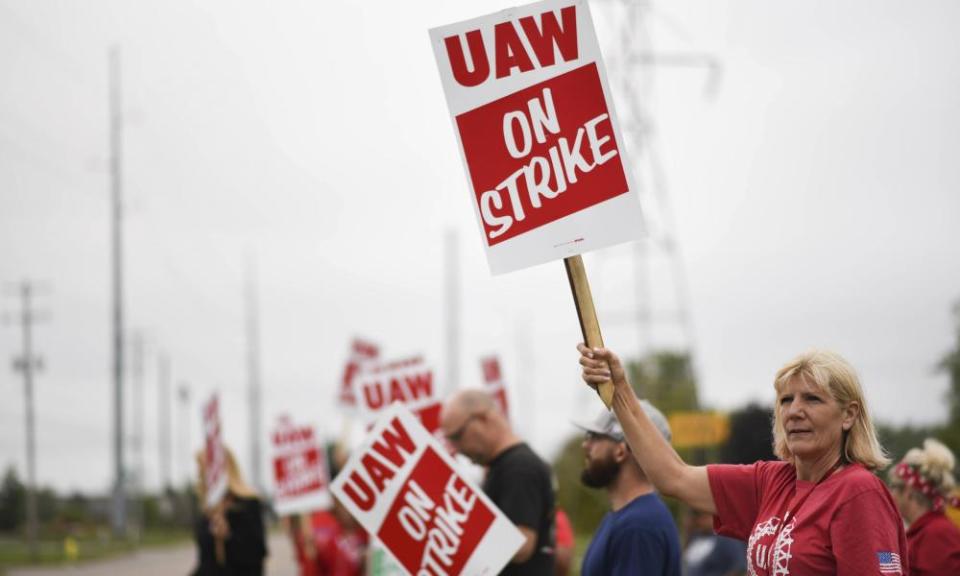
907,509,960,575
580,492,681,576
483,442,555,576
708,461,908,575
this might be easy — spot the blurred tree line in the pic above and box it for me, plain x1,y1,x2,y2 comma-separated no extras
0,467,197,538
554,297,960,539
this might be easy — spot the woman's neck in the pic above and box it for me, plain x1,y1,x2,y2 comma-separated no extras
795,452,843,482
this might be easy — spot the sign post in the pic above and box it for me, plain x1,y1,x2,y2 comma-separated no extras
430,0,640,407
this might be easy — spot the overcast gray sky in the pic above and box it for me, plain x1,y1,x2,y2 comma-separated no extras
1,0,959,494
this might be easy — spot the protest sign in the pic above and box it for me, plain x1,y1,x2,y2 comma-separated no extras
431,0,630,406
430,0,641,275
201,393,228,509
338,337,380,410
330,403,524,576
356,357,444,439
271,416,332,516
479,356,509,419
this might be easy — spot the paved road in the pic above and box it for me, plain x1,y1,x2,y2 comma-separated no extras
8,532,298,576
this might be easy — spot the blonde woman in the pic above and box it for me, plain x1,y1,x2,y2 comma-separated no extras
889,438,960,575
578,345,908,575
192,447,268,576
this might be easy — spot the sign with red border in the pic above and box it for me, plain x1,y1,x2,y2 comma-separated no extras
271,416,332,516
330,403,524,576
201,393,228,509
430,0,642,274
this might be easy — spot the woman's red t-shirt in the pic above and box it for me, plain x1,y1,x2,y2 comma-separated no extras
906,509,960,576
707,461,908,575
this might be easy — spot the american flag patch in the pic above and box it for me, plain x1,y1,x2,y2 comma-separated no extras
877,551,902,574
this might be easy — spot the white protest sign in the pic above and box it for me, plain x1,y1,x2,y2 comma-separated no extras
479,356,509,419
338,337,381,411
430,0,641,274
271,416,332,516
201,393,228,509
356,357,443,440
330,403,524,576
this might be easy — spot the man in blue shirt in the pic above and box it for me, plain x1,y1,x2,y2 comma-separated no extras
575,402,681,576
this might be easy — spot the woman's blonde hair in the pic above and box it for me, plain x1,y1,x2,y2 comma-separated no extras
195,446,258,508
771,349,890,470
889,438,957,503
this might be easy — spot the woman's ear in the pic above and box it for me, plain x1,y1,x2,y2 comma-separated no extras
841,401,860,431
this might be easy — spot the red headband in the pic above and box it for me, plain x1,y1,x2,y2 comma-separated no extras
894,462,960,511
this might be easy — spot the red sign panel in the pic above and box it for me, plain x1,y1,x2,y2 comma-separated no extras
456,63,628,246
378,447,495,575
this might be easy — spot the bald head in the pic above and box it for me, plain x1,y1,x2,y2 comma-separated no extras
440,388,515,465
444,389,496,418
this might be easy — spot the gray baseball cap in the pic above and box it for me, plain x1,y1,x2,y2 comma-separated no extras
573,400,672,443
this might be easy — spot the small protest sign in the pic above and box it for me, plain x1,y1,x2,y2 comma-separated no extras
479,356,509,419
338,337,380,410
330,403,524,576
271,416,332,516
356,357,444,439
430,0,642,274
201,393,228,509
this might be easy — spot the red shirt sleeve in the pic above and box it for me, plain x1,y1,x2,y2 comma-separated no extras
707,463,764,541
555,508,574,548
830,488,908,576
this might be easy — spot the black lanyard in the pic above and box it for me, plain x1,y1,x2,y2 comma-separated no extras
767,460,844,564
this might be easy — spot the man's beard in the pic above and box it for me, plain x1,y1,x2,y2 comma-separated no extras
580,455,620,488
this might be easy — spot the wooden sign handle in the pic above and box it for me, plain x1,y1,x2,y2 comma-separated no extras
564,255,614,408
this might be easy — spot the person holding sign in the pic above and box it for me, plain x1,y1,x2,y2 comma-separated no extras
191,447,268,576
441,389,555,575
574,406,681,576
577,344,907,575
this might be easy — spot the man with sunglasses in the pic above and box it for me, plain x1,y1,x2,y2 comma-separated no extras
576,403,681,576
440,389,555,576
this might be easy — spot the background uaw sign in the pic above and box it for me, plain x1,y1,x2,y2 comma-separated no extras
430,0,642,274
356,357,443,442
330,403,524,576
201,393,228,509
271,417,332,516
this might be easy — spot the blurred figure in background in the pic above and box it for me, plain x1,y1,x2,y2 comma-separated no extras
552,473,575,576
682,508,746,576
889,438,960,575
441,389,555,575
192,447,268,576
575,405,681,576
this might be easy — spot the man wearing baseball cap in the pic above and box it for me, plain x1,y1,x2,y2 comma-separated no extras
575,401,681,576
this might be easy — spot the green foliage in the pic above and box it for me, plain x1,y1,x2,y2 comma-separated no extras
876,423,938,465
938,299,960,455
552,434,609,537
0,467,25,532
625,350,699,412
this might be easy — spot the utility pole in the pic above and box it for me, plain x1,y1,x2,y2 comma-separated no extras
177,383,191,486
444,229,460,395
158,353,171,491
245,253,262,492
130,333,144,542
109,45,128,538
4,281,46,561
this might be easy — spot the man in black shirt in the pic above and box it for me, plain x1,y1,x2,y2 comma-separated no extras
441,389,555,576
